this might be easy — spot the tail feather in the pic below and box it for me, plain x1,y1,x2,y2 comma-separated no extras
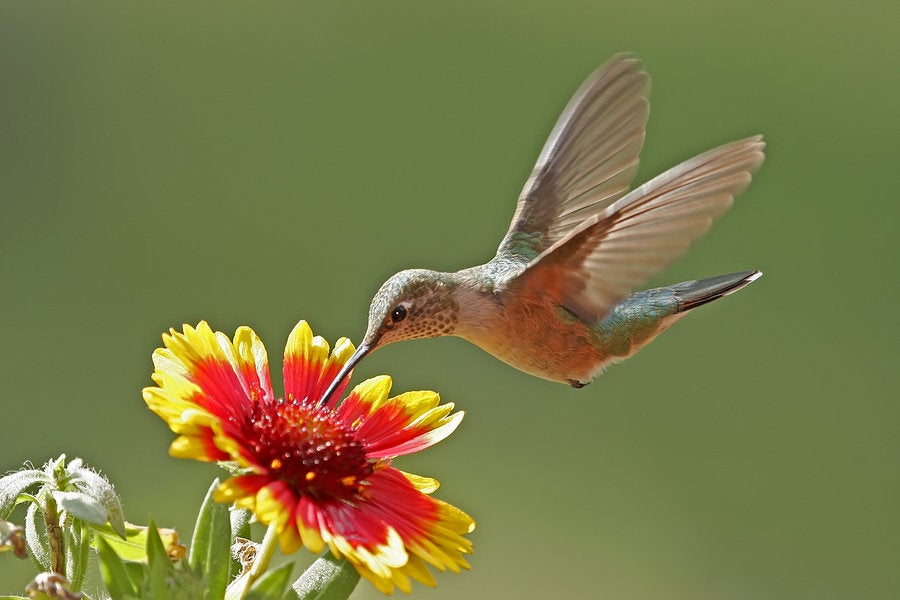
671,270,762,312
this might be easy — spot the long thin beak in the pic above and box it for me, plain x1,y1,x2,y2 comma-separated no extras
318,342,371,406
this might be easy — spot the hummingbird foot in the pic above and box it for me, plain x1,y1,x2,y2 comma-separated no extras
568,379,590,389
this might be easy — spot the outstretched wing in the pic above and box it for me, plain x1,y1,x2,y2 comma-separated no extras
497,54,651,261
509,136,766,324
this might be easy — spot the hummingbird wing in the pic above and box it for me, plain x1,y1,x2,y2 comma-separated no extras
509,136,765,324
497,54,651,260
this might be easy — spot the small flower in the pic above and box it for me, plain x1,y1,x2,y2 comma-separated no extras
0,521,27,559
26,572,82,600
143,321,474,593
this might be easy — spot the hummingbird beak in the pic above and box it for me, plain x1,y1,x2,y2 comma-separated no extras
318,341,372,406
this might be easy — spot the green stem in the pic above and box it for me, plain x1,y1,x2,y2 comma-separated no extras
239,523,278,598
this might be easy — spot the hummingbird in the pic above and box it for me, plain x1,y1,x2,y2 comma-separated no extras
320,54,764,402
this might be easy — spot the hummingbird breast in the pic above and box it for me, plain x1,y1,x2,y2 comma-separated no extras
453,286,605,385
453,280,683,386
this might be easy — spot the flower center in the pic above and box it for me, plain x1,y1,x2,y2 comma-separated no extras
245,397,373,500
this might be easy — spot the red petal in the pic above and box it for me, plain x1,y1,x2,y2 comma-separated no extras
193,428,231,462
226,473,270,496
354,403,461,459
297,468,439,550
187,357,256,422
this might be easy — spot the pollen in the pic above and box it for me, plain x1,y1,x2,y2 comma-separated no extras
245,396,374,499
249,382,266,403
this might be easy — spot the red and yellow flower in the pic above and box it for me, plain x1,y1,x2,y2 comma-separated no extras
143,320,474,593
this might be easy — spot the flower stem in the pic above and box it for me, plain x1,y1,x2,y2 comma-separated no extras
43,494,65,575
240,523,278,597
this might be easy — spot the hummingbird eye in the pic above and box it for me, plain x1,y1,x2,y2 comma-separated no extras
390,305,408,323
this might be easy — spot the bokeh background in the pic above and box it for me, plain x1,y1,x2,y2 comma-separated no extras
1,1,897,598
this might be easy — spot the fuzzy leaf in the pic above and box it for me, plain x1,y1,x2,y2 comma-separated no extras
24,502,50,571
45,455,67,480
290,553,360,600
70,466,126,538
0,470,49,519
52,490,108,527
66,520,91,589
245,562,294,600
229,508,252,541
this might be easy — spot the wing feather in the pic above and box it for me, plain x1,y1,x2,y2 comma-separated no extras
511,136,765,323
497,54,651,259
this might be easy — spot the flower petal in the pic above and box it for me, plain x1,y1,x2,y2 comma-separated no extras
168,433,229,462
294,497,326,553
340,388,465,458
283,321,356,403
399,471,440,494
143,387,213,435
149,322,273,424
337,375,393,425
254,481,305,554
232,326,274,403
290,467,474,593
215,474,269,507
314,336,355,401
378,409,464,457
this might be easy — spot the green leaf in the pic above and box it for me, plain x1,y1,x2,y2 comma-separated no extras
76,521,91,590
188,478,232,599
45,455,68,480
52,490,108,527
125,562,145,584
97,536,139,600
245,562,293,600
24,502,50,571
0,469,49,519
146,520,174,573
92,521,184,564
203,501,232,600
188,479,217,573
66,519,91,590
93,523,147,563
69,466,126,539
145,520,174,600
290,553,360,600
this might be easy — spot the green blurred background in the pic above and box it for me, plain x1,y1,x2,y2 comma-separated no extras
1,1,897,598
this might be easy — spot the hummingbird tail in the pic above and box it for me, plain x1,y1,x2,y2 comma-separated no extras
671,270,762,312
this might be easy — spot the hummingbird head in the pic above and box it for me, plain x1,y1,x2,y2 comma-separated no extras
362,268,460,350
318,269,459,405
